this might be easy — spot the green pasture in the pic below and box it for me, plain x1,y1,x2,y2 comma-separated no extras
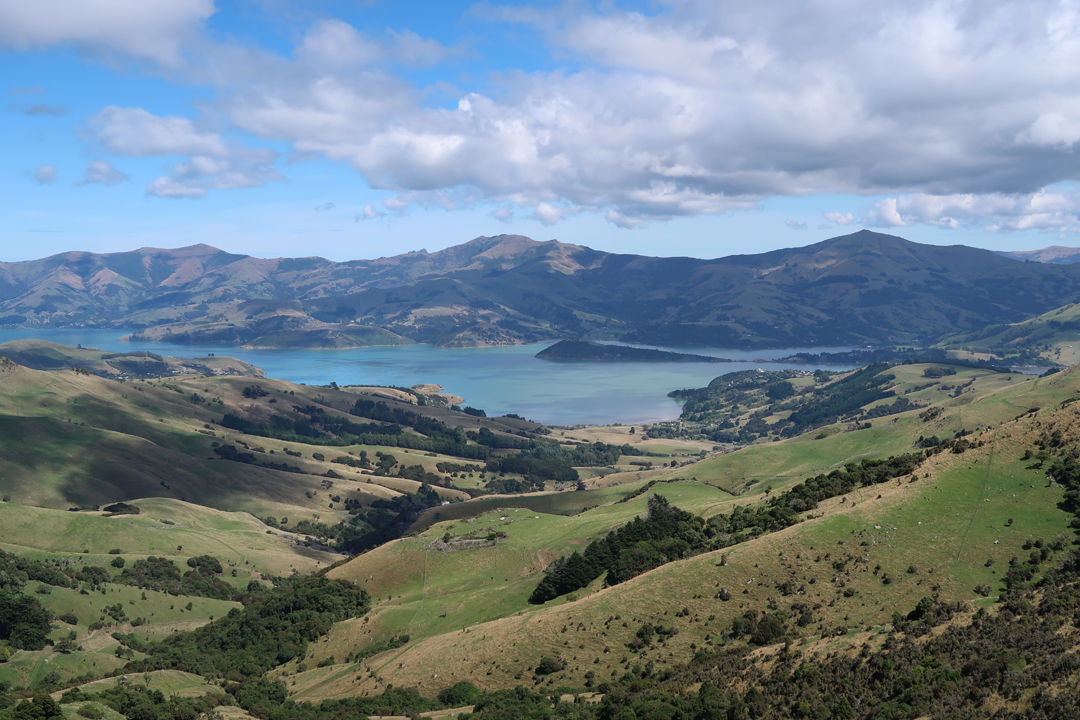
322,480,737,671
0,498,338,577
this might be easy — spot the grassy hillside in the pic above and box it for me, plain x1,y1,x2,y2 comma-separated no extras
0,351,573,521
0,499,336,577
5,344,1080,720
0,340,263,378
645,362,1059,495
276,363,1080,700
941,300,1080,365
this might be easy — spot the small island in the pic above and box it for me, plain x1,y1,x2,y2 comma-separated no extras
535,339,729,362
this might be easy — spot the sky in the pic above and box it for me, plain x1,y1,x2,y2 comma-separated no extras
5,0,1080,262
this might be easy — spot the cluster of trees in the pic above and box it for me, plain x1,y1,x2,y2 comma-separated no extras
54,683,232,720
671,369,809,421
485,456,578,485
783,362,895,431
221,404,491,460
0,592,51,650
115,555,248,601
436,462,483,474
532,453,926,604
678,362,955,443
467,427,532,450
529,495,705,604
0,550,77,592
289,487,444,553
213,444,304,474
242,384,269,399
860,395,917,421
122,577,368,680
770,453,922,514
331,452,370,469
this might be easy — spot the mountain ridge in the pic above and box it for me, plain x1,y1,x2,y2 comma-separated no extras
997,245,1080,264
4,231,1080,349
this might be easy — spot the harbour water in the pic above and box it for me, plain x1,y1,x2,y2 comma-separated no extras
0,329,856,425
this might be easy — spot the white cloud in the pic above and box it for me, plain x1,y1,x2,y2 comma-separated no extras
1017,112,1080,148
863,187,1080,234
32,165,56,184
824,211,856,226
0,0,213,66
490,205,514,222
77,160,128,186
785,220,807,229
872,198,907,227
89,106,228,157
296,20,381,69
38,2,1080,230
532,203,565,226
145,155,283,199
86,106,281,199
605,210,644,229
295,20,461,71
386,29,462,67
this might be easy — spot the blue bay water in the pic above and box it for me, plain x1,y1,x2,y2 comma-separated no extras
0,329,856,426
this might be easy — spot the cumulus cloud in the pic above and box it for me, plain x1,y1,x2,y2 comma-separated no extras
31,165,56,184
867,187,1080,234
146,156,283,199
40,1,1080,229
197,2,1080,228
0,0,213,66
785,220,807,229
532,203,565,226
89,106,229,157
86,106,282,199
824,212,856,226
605,210,645,229
77,160,128,186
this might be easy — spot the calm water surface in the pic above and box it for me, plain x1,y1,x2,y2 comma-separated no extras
0,329,856,425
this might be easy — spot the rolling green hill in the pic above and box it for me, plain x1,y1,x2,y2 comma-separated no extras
251,363,1080,701
0,352,1078,719
940,301,1080,365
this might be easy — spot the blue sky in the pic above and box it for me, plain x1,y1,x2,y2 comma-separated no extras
5,0,1080,262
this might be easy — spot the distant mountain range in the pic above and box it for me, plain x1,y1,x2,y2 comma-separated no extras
996,246,1080,264
3,230,1080,349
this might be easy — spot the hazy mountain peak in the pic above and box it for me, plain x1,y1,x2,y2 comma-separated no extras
129,243,227,257
997,245,1080,264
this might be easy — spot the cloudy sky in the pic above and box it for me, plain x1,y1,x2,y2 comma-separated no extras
5,0,1080,261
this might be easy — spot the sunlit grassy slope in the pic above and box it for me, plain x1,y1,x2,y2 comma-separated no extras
0,498,337,576
0,354,557,522
289,363,1080,700
940,301,1080,364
